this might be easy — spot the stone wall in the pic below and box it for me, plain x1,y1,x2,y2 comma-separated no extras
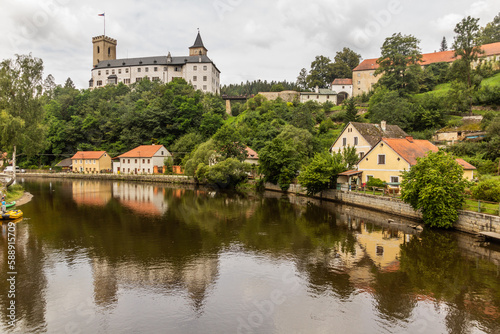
22,172,195,184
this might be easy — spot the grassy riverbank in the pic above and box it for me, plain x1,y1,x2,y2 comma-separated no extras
6,184,25,202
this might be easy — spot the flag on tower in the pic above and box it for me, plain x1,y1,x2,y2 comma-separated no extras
98,13,105,16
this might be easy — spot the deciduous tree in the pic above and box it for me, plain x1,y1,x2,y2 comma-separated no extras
400,151,469,228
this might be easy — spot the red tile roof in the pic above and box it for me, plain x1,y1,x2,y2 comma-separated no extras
455,158,476,170
71,151,107,160
332,78,353,85
245,147,259,160
117,145,167,158
382,138,438,165
353,42,500,72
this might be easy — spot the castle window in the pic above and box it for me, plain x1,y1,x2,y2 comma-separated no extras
174,67,180,72
154,67,158,72
106,70,109,75
97,80,102,86
118,69,121,74
138,68,141,73
203,65,207,71
203,76,207,81
136,78,142,82
97,46,100,53
203,85,207,90
98,70,101,75
193,76,197,81
125,68,129,73
145,67,149,72
108,47,111,56
193,85,197,89
164,67,167,71
152,77,160,81
124,79,130,84
112,69,115,74
193,66,197,70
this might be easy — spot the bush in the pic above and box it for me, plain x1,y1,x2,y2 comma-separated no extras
366,177,385,189
330,111,346,122
471,177,500,202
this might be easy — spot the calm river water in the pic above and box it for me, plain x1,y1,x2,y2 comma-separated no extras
1,178,500,333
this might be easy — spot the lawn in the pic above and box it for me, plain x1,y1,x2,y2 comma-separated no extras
480,72,500,87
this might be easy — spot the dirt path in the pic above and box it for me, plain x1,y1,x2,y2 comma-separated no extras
15,192,33,206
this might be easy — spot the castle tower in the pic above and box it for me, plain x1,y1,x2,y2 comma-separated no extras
92,35,117,67
189,31,207,56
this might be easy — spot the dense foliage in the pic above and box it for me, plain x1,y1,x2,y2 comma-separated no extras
221,80,299,96
401,151,469,228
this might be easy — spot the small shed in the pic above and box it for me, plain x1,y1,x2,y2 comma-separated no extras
337,170,363,191
55,158,72,171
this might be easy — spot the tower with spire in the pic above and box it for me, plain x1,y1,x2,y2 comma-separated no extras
189,31,208,56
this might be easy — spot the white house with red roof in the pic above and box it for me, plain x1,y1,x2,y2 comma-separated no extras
331,78,353,104
113,145,171,174
71,151,112,173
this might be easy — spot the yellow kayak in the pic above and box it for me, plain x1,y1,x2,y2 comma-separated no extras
0,210,23,220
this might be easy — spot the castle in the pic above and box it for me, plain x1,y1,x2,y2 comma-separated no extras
89,32,221,94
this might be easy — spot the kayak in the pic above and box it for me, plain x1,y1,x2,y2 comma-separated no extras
0,210,23,220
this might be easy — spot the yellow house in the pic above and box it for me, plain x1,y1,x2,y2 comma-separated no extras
71,151,112,173
358,137,476,185
330,121,408,160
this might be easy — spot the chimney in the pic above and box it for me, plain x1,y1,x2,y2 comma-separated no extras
381,120,386,132
406,136,413,143
315,85,319,93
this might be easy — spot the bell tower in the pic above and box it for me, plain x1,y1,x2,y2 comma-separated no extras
189,31,207,56
92,35,117,67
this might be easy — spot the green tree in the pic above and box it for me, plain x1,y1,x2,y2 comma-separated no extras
440,36,448,52
195,158,250,188
0,54,46,173
296,68,308,90
212,124,246,161
306,55,334,89
451,16,484,114
331,47,361,79
479,12,500,44
400,151,469,228
298,151,345,195
183,139,217,175
270,83,285,92
368,88,412,130
342,97,358,123
170,132,205,164
375,33,423,95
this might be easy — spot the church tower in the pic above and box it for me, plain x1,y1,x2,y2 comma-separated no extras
92,35,117,67
189,31,207,56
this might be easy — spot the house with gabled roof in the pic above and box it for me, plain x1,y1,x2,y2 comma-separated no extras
331,78,353,104
330,121,408,160
71,151,112,173
357,137,476,185
113,145,171,174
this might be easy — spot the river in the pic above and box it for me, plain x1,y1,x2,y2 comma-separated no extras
1,178,499,333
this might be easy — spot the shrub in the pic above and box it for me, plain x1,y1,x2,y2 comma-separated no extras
366,177,385,189
471,178,500,202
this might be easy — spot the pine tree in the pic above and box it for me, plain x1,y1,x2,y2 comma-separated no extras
439,36,448,52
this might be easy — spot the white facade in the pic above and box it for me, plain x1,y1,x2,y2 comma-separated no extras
113,145,171,174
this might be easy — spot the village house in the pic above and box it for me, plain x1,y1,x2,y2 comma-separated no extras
330,78,353,104
299,87,338,104
433,116,485,144
113,145,171,174
71,151,112,173
352,41,500,96
330,121,408,160
356,137,476,187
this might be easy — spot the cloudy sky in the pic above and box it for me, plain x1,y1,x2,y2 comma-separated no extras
1,0,498,88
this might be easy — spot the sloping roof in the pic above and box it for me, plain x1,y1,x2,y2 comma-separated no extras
56,158,72,167
301,88,337,95
245,147,259,160
190,32,206,49
353,41,500,72
332,78,353,85
382,138,438,165
94,54,215,69
117,145,167,158
351,122,409,146
455,158,476,170
71,151,107,160
338,170,363,176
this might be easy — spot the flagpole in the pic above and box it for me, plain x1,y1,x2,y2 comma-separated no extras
104,12,106,36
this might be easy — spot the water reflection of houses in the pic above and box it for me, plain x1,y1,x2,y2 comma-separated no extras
92,256,219,311
112,183,168,216
72,180,112,207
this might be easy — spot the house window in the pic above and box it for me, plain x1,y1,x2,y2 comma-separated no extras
135,159,137,163
118,69,121,74
128,159,130,164
175,67,180,72
357,80,360,84
122,159,125,164
145,67,149,72
124,78,130,84
367,175,373,182
203,65,207,71
194,66,197,70
203,76,207,81
148,159,150,164
154,67,158,72
142,159,145,163
357,73,360,77
161,151,164,155
378,155,386,165
359,152,364,159
391,176,399,183
125,68,129,73
354,137,358,145
106,70,109,75
193,76,197,81
138,68,141,73
97,80,102,86
112,69,115,74
342,138,347,146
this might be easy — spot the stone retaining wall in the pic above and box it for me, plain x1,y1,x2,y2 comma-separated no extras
22,172,196,184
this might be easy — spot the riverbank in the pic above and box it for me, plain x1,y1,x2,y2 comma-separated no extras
15,192,33,206
20,172,500,237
